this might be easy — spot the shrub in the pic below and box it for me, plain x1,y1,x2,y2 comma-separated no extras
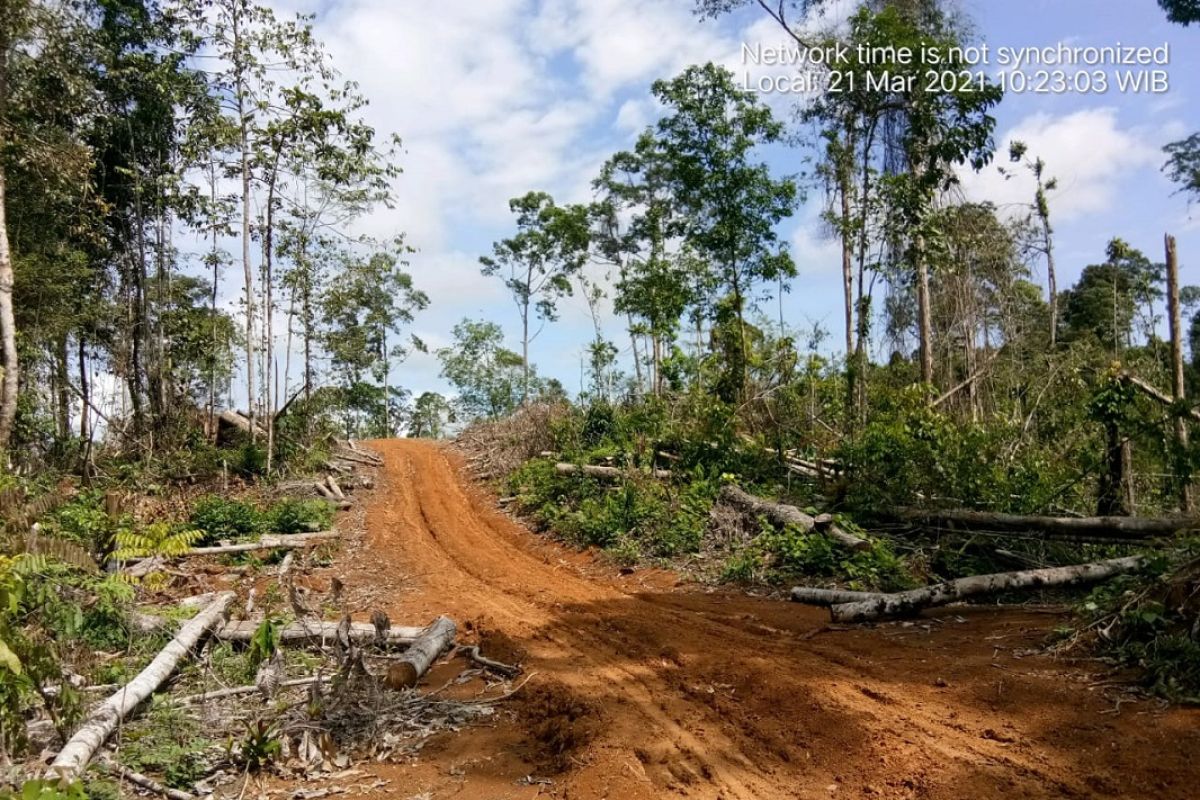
119,704,213,789
189,496,264,544
266,498,333,534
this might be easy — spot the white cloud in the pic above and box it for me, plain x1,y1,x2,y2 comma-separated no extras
959,107,1168,221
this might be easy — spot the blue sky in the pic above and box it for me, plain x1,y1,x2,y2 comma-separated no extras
264,0,1200,402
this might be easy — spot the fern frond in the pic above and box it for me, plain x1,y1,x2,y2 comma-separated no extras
20,534,97,573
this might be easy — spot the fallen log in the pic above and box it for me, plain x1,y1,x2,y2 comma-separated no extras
554,462,672,480
828,555,1146,623
891,508,1196,542
46,592,236,781
790,587,879,606
124,533,338,577
386,616,457,688
216,619,424,646
720,485,870,551
325,476,345,501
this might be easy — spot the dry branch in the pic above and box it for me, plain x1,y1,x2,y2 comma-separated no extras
826,556,1146,622
720,485,870,551
46,592,236,781
387,616,456,688
892,507,1196,542
554,462,672,480
216,619,425,646
100,758,198,800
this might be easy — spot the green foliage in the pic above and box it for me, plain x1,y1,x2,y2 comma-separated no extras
189,496,265,544
234,719,282,771
112,523,204,563
438,319,528,421
119,704,214,789
0,780,87,800
266,498,333,534
247,618,279,671
724,518,913,592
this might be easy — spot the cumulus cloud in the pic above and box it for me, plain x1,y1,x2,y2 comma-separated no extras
959,107,1168,221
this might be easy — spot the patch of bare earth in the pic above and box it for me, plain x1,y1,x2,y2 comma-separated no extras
295,438,1200,800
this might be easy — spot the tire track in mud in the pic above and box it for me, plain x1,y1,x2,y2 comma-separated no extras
334,439,1200,800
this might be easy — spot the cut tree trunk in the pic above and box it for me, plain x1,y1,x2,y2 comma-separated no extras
216,619,424,646
825,556,1145,623
891,508,1193,542
386,615,456,688
124,532,338,576
554,463,672,480
46,592,236,781
720,485,870,551
790,587,879,606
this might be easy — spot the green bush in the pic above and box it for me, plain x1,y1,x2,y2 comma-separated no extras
266,498,333,534
119,704,213,789
189,496,264,544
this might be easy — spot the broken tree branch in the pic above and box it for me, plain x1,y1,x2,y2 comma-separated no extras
827,555,1146,622
790,587,880,606
46,592,236,781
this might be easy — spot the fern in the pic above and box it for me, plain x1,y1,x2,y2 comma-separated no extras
17,534,97,572
112,523,204,562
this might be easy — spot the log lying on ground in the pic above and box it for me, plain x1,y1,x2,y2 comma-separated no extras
125,532,339,576
790,587,879,606
891,507,1196,542
46,592,236,782
386,615,457,688
216,619,425,646
99,758,198,800
216,409,267,439
720,485,870,551
821,555,1146,623
554,462,673,480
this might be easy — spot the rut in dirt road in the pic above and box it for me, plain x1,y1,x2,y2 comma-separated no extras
339,439,1200,800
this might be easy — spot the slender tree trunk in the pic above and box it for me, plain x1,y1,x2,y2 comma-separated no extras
233,7,256,440
78,336,89,442
0,8,15,452
263,161,279,472
915,235,934,386
54,334,70,440
628,314,642,396
1044,219,1057,347
1165,233,1191,511
207,161,219,439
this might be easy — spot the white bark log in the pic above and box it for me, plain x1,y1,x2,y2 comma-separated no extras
216,619,424,646
554,463,672,480
790,587,879,606
829,556,1146,622
387,616,456,688
46,592,236,781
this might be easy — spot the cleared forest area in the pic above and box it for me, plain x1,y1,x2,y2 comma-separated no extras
2,1,1200,799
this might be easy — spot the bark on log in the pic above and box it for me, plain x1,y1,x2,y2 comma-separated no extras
554,463,672,480
326,476,345,501
124,533,338,576
720,485,870,551
891,507,1196,541
387,615,456,688
46,592,236,781
216,619,424,646
216,410,267,438
790,587,879,606
829,556,1146,622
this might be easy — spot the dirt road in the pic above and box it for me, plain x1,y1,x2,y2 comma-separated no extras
329,439,1199,799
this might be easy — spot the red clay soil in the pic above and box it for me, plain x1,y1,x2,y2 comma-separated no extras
317,439,1200,799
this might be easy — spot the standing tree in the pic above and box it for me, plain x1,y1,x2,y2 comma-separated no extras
437,319,528,421
1002,141,1060,346
651,63,797,400
480,192,589,401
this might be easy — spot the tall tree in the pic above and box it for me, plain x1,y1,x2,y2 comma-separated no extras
1002,141,1059,346
651,63,797,400
480,192,589,401
437,318,527,421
